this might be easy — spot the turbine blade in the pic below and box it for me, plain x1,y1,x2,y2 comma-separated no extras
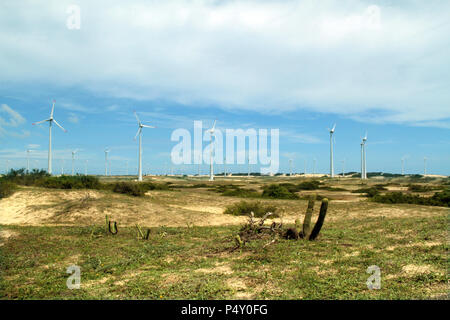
134,127,141,140
364,131,368,140
32,119,50,125
50,100,56,118
134,111,141,124
332,123,336,132
212,120,217,130
142,124,155,128
53,119,67,132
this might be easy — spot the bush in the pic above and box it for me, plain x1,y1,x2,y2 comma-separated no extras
372,189,449,207
297,180,321,190
224,201,278,217
112,182,146,197
262,184,299,199
37,175,101,190
352,186,383,197
3,168,49,186
141,182,171,191
0,180,16,198
407,184,433,192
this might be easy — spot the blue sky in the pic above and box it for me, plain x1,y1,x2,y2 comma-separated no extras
0,0,449,175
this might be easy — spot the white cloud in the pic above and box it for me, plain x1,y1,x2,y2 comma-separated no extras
0,104,27,137
68,112,80,124
0,1,449,126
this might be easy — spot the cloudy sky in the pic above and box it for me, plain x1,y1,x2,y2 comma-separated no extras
0,0,449,175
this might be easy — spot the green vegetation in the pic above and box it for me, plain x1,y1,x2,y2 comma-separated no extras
407,184,433,192
224,201,278,217
0,180,16,199
372,189,450,207
0,212,446,299
352,184,387,198
111,182,146,197
262,184,299,199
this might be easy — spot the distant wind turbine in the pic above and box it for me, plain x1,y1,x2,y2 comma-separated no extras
133,111,156,182
208,120,217,181
32,100,67,174
104,148,109,176
289,159,293,176
328,124,336,177
360,132,368,179
71,150,78,176
424,157,427,175
85,160,88,176
26,149,31,173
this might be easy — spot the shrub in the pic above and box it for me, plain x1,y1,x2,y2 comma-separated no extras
352,186,383,197
222,187,260,198
407,184,433,192
112,182,146,197
3,168,49,186
224,201,278,217
0,180,16,198
262,184,299,199
371,189,449,207
141,182,171,191
37,175,101,190
297,180,321,190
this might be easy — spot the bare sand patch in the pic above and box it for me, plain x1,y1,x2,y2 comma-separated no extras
0,229,19,246
195,262,234,275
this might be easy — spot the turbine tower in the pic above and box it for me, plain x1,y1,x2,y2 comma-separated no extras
363,132,367,179
208,120,217,181
360,132,367,179
289,159,293,176
424,157,427,175
104,148,109,176
85,160,88,176
401,158,405,175
133,111,156,182
313,158,316,175
328,124,336,178
71,150,78,176
32,100,67,174
26,149,31,173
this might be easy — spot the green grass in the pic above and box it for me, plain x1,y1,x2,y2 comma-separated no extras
0,212,447,299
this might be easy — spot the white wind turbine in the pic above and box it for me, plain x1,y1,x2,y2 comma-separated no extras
133,111,155,182
32,100,67,174
424,157,427,175
328,124,336,178
71,149,78,176
208,120,217,181
104,148,110,176
26,149,31,173
360,132,367,179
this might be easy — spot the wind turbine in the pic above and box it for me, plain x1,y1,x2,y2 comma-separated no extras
104,148,109,176
313,158,316,175
289,159,293,176
61,159,64,175
71,150,78,176
363,132,367,179
360,132,367,179
85,160,88,176
401,158,405,175
133,111,156,182
341,159,346,177
26,149,31,173
208,120,217,181
32,100,67,174
328,124,336,178
424,157,427,175
304,159,307,176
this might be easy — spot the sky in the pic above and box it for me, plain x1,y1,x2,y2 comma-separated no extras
0,0,449,175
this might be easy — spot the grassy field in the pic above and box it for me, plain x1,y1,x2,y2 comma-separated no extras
0,175,448,299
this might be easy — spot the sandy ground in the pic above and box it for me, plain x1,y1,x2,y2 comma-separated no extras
0,184,448,228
